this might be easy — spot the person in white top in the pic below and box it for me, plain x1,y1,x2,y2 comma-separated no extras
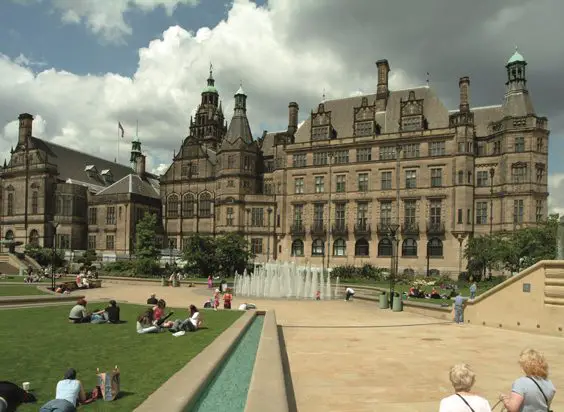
439,363,492,412
345,287,355,301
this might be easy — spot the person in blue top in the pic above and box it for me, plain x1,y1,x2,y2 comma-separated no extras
39,369,86,412
469,282,477,300
453,292,467,324
500,349,556,412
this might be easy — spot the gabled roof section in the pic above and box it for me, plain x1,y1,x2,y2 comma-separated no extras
294,86,450,142
30,137,132,186
95,174,160,199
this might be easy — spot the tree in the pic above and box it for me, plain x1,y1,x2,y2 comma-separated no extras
465,215,559,277
135,213,160,260
499,215,558,273
215,233,252,277
24,244,64,268
181,232,252,277
134,213,161,276
182,234,217,277
464,235,503,280
77,249,97,267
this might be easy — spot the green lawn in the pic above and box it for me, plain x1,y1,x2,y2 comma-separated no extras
0,284,49,296
0,304,243,411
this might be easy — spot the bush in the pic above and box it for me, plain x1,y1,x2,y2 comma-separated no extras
101,260,135,276
331,264,385,281
135,258,162,278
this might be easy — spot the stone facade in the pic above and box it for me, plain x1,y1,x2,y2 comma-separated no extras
0,116,162,258
0,50,549,274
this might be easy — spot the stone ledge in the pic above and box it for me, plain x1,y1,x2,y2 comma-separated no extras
134,310,255,412
0,294,85,306
245,310,289,412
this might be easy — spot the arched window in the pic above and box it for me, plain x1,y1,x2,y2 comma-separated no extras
291,239,304,257
182,194,195,218
402,238,418,257
428,238,443,257
29,230,39,246
167,194,179,218
355,238,369,257
31,191,38,214
199,193,212,217
378,238,392,257
333,239,346,256
312,239,324,256
7,193,14,216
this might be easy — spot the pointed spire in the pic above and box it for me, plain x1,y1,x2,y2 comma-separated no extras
10,146,13,154
507,46,525,65
3,159,6,168
235,80,245,96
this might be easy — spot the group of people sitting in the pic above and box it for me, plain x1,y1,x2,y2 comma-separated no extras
24,269,44,283
67,299,121,324
439,348,556,411
137,297,202,335
408,286,457,300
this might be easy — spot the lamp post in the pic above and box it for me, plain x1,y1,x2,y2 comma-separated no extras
489,167,495,235
168,239,174,270
426,240,430,277
326,152,334,275
50,221,59,291
388,223,400,308
267,207,273,262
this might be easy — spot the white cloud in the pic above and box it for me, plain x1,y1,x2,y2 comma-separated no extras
548,174,564,215
1,0,562,214
0,0,415,178
11,0,200,43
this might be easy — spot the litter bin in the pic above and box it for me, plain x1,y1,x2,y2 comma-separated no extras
392,293,403,312
172,278,180,287
161,277,167,287
379,291,389,309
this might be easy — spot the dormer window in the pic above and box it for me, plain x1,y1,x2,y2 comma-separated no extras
100,169,114,184
85,165,98,178
312,126,329,141
355,121,373,137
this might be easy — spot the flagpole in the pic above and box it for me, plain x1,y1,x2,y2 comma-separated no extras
117,123,120,164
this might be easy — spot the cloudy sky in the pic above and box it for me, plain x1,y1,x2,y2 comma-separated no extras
0,0,563,211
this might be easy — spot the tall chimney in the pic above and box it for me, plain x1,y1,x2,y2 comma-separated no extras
287,102,299,135
376,59,390,99
459,76,470,112
135,154,146,176
18,113,33,146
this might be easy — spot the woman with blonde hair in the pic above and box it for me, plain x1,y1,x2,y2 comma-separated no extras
500,348,555,412
439,363,492,411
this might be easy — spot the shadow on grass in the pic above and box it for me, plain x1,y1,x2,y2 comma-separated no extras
277,326,298,412
116,391,135,399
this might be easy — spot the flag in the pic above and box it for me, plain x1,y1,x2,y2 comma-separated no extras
118,122,125,138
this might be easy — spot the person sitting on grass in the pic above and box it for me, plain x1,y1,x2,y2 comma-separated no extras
39,368,87,412
68,299,91,323
0,381,37,412
90,300,120,324
152,299,175,327
146,293,158,305
430,288,441,299
169,305,203,333
136,307,175,334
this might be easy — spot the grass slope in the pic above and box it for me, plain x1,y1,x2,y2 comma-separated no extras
0,285,49,296
0,304,243,411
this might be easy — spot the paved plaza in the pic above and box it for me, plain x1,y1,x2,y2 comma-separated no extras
81,283,564,411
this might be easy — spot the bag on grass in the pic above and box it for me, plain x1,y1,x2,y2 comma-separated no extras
96,366,120,401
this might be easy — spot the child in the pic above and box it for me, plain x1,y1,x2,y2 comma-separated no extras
223,288,233,309
315,290,321,300
213,288,220,311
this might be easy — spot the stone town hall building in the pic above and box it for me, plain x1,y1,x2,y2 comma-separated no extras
0,50,549,274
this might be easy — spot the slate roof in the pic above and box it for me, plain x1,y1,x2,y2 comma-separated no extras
30,137,133,188
292,86,506,146
222,114,254,149
95,174,160,199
